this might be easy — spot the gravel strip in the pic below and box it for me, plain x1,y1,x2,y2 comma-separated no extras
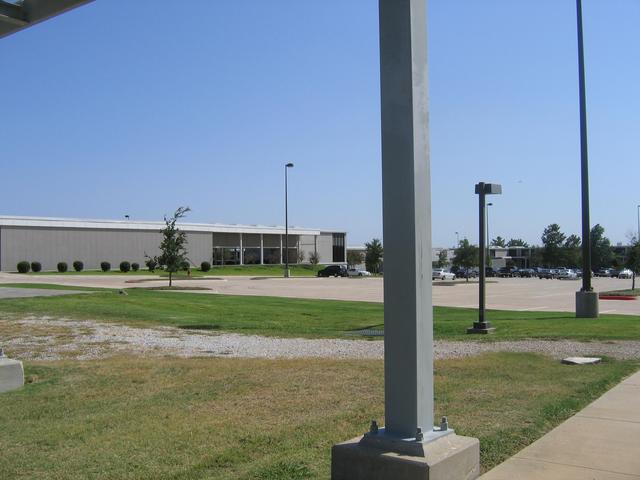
3,316,640,361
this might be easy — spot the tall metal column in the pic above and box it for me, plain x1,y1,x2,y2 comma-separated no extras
577,0,592,294
575,0,599,317
379,0,433,438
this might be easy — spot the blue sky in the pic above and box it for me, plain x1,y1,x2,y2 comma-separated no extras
2,0,638,247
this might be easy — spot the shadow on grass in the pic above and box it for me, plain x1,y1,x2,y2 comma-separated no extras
178,324,222,331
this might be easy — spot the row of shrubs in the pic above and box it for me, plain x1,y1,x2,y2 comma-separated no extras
17,261,141,273
18,259,213,274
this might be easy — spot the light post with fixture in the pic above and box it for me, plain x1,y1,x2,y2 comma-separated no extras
284,163,294,278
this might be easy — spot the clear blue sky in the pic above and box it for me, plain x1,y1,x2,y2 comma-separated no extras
2,0,638,247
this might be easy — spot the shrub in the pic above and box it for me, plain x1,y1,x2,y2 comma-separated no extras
17,261,30,273
200,261,211,272
131,262,140,272
73,261,84,272
119,261,131,273
101,261,111,272
180,260,190,271
31,261,42,272
145,258,157,272
57,262,68,273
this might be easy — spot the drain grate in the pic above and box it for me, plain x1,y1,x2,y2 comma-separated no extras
346,329,384,337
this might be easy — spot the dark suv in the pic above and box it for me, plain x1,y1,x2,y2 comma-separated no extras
317,265,348,277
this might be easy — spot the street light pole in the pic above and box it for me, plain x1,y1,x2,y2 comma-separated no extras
284,163,294,278
575,0,598,317
455,231,459,246
468,183,501,334
636,205,639,241
486,203,493,267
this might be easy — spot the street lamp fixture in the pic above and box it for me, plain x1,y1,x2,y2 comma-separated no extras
284,163,294,278
468,182,501,334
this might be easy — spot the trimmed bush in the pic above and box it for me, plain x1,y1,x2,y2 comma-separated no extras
101,261,111,272
17,261,30,273
57,262,68,273
131,262,140,272
180,260,190,271
119,261,131,273
73,261,84,272
31,262,42,273
200,261,211,272
145,259,157,272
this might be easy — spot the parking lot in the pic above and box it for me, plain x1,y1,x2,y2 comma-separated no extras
1,273,638,315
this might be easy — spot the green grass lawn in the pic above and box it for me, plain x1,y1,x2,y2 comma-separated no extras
1,286,640,340
0,353,635,479
600,288,640,297
16,264,324,277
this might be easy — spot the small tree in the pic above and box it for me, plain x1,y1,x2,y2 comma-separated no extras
490,236,506,247
308,251,320,265
297,250,306,264
626,240,640,290
365,238,383,274
452,239,479,282
507,238,529,247
436,249,448,268
148,207,191,287
347,250,364,267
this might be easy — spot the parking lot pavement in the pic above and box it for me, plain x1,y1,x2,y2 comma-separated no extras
0,287,89,299
0,273,638,315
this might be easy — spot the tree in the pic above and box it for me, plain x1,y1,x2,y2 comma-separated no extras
436,249,449,268
308,251,320,265
590,224,613,271
452,239,479,281
541,223,566,267
491,236,506,247
347,250,364,267
297,250,306,264
365,238,383,274
148,207,191,287
507,238,529,247
625,240,640,290
563,234,581,268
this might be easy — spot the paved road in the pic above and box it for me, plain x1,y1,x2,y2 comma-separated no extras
0,287,89,299
0,273,638,315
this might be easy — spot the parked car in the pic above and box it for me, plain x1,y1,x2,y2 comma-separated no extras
617,269,633,279
485,267,496,277
453,268,477,279
557,268,578,280
347,268,371,277
518,268,536,278
537,268,556,279
317,265,348,277
594,268,614,277
517,268,535,278
497,267,517,278
432,269,455,280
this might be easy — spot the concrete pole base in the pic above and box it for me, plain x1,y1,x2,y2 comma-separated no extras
332,433,479,480
467,322,495,334
0,357,24,393
576,291,599,318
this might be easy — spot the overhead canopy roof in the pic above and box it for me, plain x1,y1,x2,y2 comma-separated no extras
0,0,93,38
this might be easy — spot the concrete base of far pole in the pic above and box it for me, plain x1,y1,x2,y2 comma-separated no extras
576,290,599,318
332,432,480,480
0,356,24,394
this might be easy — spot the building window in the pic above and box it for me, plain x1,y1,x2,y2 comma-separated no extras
332,233,345,263
243,248,261,265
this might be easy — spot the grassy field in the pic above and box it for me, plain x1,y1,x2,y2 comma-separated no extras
14,264,324,277
1,286,640,340
0,353,635,479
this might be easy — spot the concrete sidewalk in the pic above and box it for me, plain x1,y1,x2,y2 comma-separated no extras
481,370,640,479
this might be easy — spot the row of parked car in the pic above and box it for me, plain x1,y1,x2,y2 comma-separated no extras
433,266,635,280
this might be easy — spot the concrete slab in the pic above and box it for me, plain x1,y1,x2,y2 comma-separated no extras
561,356,601,365
482,369,640,479
0,357,24,393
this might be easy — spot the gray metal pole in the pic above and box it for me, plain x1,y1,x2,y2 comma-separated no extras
577,0,592,292
478,186,486,323
636,205,639,241
284,165,289,277
379,0,433,438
